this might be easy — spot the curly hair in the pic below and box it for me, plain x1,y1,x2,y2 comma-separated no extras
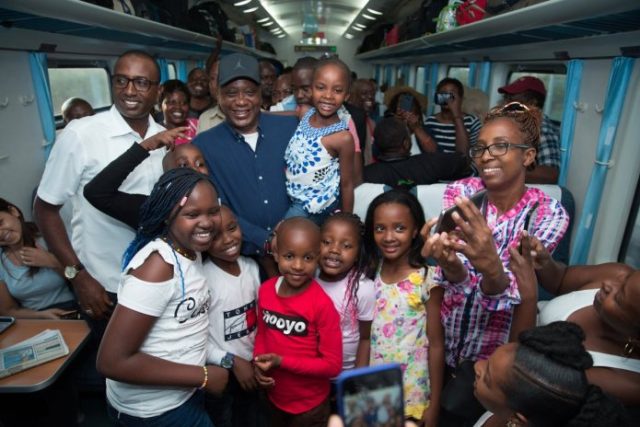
504,321,629,427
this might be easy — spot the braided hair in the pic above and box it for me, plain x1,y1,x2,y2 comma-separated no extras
321,211,367,329
504,321,629,427
485,102,541,170
121,168,216,270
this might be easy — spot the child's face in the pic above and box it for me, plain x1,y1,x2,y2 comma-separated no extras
373,202,418,263
207,206,242,263
168,181,221,254
292,68,314,106
163,144,209,174
275,226,320,292
312,64,349,119
319,219,359,280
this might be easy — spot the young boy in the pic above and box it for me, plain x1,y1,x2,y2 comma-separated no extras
253,217,342,427
204,205,264,427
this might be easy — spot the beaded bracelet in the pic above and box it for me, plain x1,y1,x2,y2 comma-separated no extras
199,365,208,389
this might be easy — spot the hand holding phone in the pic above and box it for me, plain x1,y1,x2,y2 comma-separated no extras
336,363,404,427
435,189,487,234
399,94,415,112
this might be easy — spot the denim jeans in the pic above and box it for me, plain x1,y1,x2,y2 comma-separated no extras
284,200,339,226
107,390,213,427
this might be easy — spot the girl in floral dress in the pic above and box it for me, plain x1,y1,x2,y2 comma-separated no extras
363,189,444,427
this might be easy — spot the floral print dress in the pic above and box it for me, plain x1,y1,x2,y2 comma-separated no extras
370,266,436,420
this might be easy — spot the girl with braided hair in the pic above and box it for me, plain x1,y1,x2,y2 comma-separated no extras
316,211,375,370
473,321,629,427
97,168,228,426
421,102,569,426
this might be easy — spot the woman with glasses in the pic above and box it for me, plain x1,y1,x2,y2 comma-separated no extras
421,102,570,426
159,79,198,145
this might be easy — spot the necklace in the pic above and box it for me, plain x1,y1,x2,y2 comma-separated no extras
161,237,196,261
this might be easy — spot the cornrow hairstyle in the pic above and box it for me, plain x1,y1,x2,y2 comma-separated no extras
485,102,542,171
322,211,367,329
505,321,629,427
363,189,426,278
313,57,352,91
121,168,215,270
159,79,191,105
0,198,40,277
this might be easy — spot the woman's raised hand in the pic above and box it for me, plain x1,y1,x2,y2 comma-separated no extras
140,127,188,152
508,231,538,302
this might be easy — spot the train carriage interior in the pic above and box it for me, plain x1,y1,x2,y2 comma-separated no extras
0,0,639,425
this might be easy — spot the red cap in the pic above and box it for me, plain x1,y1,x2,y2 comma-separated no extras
498,76,546,96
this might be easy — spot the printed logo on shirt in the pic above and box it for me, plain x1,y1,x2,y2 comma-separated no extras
224,300,257,341
262,309,308,336
175,291,210,324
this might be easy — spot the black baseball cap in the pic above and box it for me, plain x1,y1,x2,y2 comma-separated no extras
218,53,261,87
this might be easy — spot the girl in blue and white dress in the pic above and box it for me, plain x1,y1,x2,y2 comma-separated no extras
284,57,355,225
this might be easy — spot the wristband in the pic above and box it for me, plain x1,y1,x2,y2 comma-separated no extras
264,231,276,255
199,365,208,389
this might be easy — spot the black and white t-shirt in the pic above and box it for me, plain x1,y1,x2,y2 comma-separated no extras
424,113,481,153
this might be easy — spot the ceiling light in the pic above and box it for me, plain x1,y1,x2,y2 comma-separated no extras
234,0,251,6
352,26,364,31
354,23,366,29
362,14,376,20
243,6,259,13
367,8,383,15
345,33,354,39
262,21,274,26
277,34,286,38
257,17,270,23
270,28,282,33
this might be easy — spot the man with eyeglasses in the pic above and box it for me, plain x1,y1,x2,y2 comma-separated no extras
35,50,166,336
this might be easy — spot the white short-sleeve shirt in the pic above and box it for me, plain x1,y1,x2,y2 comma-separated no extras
37,106,165,293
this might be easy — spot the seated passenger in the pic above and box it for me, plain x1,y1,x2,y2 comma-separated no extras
187,67,213,118
384,86,430,155
0,198,76,318
516,235,640,407
83,130,207,230
159,79,198,144
498,76,560,184
421,101,569,426
363,117,471,186
424,77,481,155
61,97,94,125
473,322,629,427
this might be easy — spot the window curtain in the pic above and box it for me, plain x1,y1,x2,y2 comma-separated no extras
375,65,381,85
197,60,205,70
570,57,635,265
478,61,492,93
177,60,188,82
558,59,584,186
468,62,478,88
427,63,440,116
28,52,56,160
156,57,169,84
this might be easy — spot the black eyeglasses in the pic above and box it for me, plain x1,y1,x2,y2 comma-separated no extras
112,75,159,92
469,142,532,159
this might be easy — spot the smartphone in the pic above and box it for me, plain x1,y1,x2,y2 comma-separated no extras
435,189,487,234
0,316,16,334
399,94,414,112
434,91,454,106
336,363,404,427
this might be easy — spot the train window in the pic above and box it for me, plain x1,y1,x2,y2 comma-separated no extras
619,176,640,268
168,63,176,80
49,67,111,117
416,66,426,94
447,66,469,86
507,71,566,122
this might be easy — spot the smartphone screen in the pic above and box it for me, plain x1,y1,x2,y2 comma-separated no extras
0,316,16,334
399,94,414,112
435,189,487,234
336,363,404,427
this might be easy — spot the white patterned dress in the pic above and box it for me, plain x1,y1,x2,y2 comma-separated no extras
285,108,348,214
370,266,436,420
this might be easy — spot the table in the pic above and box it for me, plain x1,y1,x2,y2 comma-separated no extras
0,319,91,393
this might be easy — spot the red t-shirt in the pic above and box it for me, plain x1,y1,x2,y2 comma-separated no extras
254,277,342,414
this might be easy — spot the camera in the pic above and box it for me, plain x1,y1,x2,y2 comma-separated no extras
434,92,454,106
